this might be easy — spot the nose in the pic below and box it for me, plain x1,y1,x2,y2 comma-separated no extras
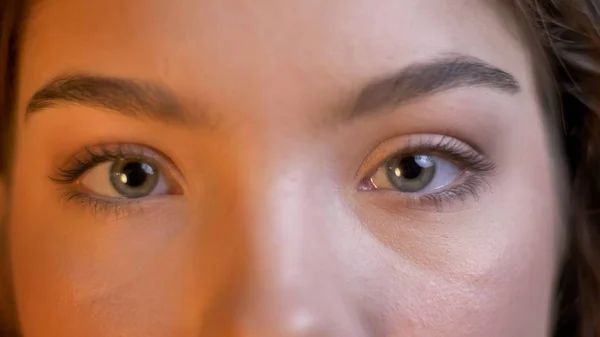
199,163,371,337
237,203,369,337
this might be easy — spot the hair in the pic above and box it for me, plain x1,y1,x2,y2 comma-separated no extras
0,0,599,336
514,1,600,336
0,1,23,336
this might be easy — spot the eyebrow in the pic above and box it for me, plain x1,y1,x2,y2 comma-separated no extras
349,54,520,119
26,54,519,125
26,75,194,124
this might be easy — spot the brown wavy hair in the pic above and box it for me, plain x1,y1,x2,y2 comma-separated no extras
0,0,599,336
514,1,600,336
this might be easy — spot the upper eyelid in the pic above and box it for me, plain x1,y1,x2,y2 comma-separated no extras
63,145,152,171
354,134,492,179
54,143,186,182
66,144,167,165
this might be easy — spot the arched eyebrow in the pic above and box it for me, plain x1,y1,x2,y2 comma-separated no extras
348,54,520,120
25,54,520,125
25,74,198,124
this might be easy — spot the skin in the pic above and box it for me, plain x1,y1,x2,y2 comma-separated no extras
5,0,564,336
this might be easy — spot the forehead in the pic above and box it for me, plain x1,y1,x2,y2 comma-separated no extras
18,0,532,118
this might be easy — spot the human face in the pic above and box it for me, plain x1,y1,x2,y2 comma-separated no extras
8,0,563,336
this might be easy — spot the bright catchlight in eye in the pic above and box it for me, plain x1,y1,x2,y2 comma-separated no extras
79,158,172,199
369,154,462,194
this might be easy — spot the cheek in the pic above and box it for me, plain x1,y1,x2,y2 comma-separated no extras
353,203,558,337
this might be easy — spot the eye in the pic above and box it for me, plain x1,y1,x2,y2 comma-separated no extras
369,154,461,194
79,157,172,199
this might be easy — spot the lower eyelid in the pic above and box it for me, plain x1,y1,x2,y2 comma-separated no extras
57,190,156,218
360,179,488,214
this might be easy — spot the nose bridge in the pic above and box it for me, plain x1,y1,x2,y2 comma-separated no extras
228,160,368,336
250,161,331,284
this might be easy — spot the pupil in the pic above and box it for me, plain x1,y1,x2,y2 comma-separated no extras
399,156,423,180
121,162,152,187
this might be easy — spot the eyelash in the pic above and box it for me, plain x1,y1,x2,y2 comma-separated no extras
51,145,152,217
363,136,496,209
53,145,134,183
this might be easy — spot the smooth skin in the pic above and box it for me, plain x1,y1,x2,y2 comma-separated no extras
8,0,563,336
